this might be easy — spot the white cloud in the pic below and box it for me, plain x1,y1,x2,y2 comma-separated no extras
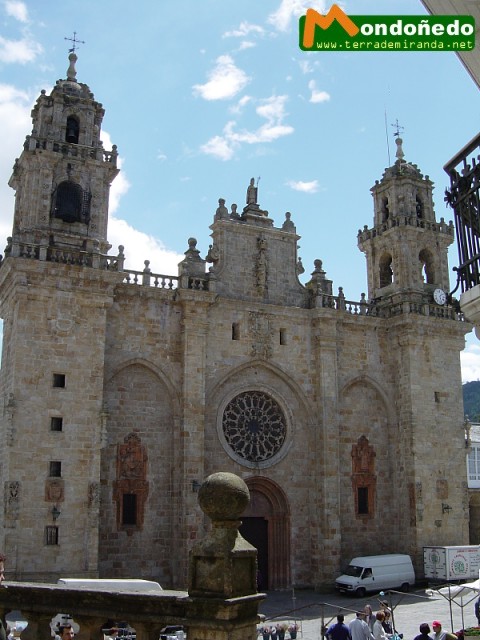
299,60,314,74
0,83,32,242
268,0,327,32
461,340,480,383
238,41,256,51
193,55,250,101
200,95,294,161
108,215,184,275
308,79,330,103
5,0,28,22
0,35,42,63
286,179,319,193
200,135,235,161
229,95,252,115
223,21,265,38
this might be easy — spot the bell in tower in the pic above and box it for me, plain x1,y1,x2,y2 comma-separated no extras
65,115,80,144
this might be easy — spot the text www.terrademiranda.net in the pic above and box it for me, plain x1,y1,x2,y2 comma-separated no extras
316,38,474,50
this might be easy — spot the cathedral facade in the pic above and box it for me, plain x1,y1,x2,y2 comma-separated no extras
0,54,471,589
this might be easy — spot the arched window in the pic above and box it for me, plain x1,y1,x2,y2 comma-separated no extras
65,116,79,144
381,197,389,222
379,253,393,288
419,248,435,284
416,195,424,219
51,181,91,224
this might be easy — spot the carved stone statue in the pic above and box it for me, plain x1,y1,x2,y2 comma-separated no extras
246,178,257,205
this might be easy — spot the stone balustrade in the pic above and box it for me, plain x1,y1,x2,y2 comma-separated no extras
0,239,465,321
0,473,264,640
24,135,118,166
357,215,454,243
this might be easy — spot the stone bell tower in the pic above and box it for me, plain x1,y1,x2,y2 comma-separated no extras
0,50,122,579
358,135,454,304
8,50,118,257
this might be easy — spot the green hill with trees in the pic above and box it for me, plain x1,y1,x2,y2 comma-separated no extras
463,380,480,421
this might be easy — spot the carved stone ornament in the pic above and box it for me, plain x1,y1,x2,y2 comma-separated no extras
222,391,286,464
45,478,65,503
4,481,20,526
249,311,273,359
351,435,376,519
88,481,100,507
113,432,149,532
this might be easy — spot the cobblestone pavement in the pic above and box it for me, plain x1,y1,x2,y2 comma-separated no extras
258,588,479,640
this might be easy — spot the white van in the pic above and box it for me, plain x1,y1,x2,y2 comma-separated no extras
335,554,415,596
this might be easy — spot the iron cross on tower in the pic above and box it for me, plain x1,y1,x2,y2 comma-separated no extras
391,119,404,138
64,31,85,53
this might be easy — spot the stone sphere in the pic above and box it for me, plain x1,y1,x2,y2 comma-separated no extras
198,472,250,521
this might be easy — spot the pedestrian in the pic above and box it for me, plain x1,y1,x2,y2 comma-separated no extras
373,612,390,640
382,611,393,635
413,624,433,640
58,624,75,640
350,612,375,640
326,615,352,640
475,596,480,626
364,606,376,633
102,622,119,640
432,621,457,640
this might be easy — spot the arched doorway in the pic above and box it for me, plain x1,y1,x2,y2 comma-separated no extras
240,477,291,590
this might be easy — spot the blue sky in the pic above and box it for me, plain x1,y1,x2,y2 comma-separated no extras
0,0,479,379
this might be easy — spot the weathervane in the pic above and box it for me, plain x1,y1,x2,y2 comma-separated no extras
391,119,404,139
64,31,85,54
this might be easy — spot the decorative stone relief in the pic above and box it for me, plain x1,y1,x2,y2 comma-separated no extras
249,311,273,359
4,393,15,445
113,432,149,533
351,435,376,518
436,478,448,500
255,236,268,295
88,482,100,508
4,481,20,526
49,317,74,335
45,478,64,502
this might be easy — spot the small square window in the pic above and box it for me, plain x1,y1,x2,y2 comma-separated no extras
51,417,63,432
49,461,62,477
45,525,59,545
53,374,66,388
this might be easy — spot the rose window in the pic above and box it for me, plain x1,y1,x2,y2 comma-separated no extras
222,391,286,463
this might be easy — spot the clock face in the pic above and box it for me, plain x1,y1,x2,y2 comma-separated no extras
433,288,447,305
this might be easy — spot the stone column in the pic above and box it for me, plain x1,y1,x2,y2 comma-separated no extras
187,472,264,640
312,317,341,587
17,611,53,639
175,289,215,585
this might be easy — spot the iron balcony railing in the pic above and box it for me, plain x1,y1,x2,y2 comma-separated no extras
444,132,480,294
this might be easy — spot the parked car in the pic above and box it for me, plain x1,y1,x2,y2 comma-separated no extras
160,626,184,640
